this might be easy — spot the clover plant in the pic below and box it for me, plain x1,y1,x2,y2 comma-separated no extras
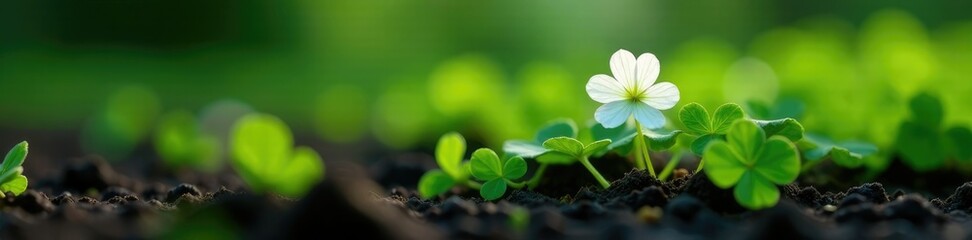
230,113,324,197
801,134,878,169
503,119,578,189
536,137,613,188
589,122,682,179
469,148,528,200
0,141,29,198
418,132,477,198
704,120,800,210
892,92,972,172
155,110,221,172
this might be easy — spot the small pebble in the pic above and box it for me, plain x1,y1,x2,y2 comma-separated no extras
637,206,664,223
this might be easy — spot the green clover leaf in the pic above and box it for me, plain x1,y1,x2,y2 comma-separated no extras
469,148,529,201
704,120,800,210
230,114,325,197
436,132,469,180
678,103,744,155
0,141,29,197
418,170,455,199
803,134,878,168
590,123,682,156
503,119,578,158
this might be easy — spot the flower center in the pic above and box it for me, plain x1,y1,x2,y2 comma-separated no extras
625,87,646,102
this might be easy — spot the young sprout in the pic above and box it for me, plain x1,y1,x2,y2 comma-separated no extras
503,119,578,189
704,120,800,210
155,110,221,172
586,49,680,177
469,148,528,201
538,137,612,188
0,141,29,198
230,113,325,197
418,132,477,199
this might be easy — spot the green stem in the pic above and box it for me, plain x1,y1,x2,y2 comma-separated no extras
658,150,684,181
579,156,611,189
634,121,656,177
527,164,549,189
695,157,705,173
465,181,482,190
505,179,526,189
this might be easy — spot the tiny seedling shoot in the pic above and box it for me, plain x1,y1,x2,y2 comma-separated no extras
586,49,680,177
469,148,528,200
537,137,612,188
0,141,29,198
703,120,800,209
230,113,325,197
418,132,481,199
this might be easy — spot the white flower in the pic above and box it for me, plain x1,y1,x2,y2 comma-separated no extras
587,49,680,129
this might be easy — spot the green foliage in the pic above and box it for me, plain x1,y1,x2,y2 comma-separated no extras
947,126,972,162
589,123,682,156
418,132,474,199
704,120,800,210
679,103,744,155
230,114,324,197
504,119,578,159
508,207,530,232
802,134,878,168
744,98,805,120
0,141,29,198
155,111,221,171
751,118,805,142
469,148,527,200
82,86,161,161
895,92,952,172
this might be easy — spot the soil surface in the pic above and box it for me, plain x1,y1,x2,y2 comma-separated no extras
4,149,972,240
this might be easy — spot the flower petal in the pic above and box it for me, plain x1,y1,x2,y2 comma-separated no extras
610,49,638,91
635,53,660,93
586,74,626,103
642,82,679,110
632,103,666,129
594,101,634,128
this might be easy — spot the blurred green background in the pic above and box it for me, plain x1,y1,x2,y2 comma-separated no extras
1,0,971,169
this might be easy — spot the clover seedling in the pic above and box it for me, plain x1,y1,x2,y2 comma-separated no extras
538,137,612,188
704,120,800,210
895,92,952,172
589,122,682,176
802,134,878,168
680,103,804,155
155,111,220,172
418,132,476,199
231,114,324,197
504,118,578,159
469,148,528,200
0,141,29,198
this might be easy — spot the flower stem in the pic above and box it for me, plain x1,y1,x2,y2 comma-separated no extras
634,121,657,178
695,158,705,173
658,150,684,181
579,156,611,189
527,163,548,190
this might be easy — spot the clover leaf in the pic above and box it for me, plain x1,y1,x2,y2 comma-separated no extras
704,120,800,210
231,114,324,197
418,132,474,199
155,111,220,172
895,93,947,172
803,134,878,168
0,141,29,198
469,148,527,200
589,122,682,156
679,103,744,155
503,119,578,158
537,137,613,189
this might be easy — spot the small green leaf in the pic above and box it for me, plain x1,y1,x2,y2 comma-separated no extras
436,132,467,179
909,92,943,129
896,121,944,172
728,120,765,164
753,136,800,184
503,140,547,159
829,147,863,168
480,178,508,201
0,174,27,196
535,118,578,143
536,152,577,165
542,137,584,157
591,122,628,144
751,118,804,141
691,134,722,156
583,139,612,157
702,141,747,188
503,157,527,180
1,141,28,173
231,114,293,192
733,171,779,210
470,148,503,180
679,103,711,135
276,147,325,197
418,170,455,199
802,134,877,168
711,103,745,134
609,129,683,152
947,126,972,161
0,166,23,185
